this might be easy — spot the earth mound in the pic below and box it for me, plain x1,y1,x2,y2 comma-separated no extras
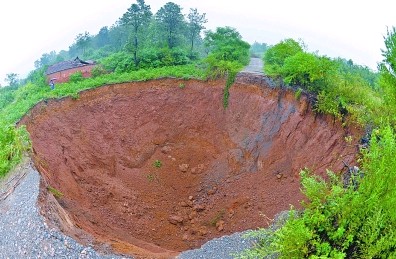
21,77,361,258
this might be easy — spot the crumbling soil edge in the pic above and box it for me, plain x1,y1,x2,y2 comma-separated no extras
20,75,363,258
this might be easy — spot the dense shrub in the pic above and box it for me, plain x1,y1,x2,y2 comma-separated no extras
263,38,303,77
69,71,84,83
100,52,135,73
0,125,30,177
238,126,396,258
281,52,337,93
240,28,396,259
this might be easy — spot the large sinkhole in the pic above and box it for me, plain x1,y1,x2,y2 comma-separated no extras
22,77,360,258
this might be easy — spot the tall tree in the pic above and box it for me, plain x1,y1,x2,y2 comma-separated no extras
34,51,57,69
120,0,152,66
155,2,185,49
96,26,110,48
74,31,91,57
187,8,207,52
379,26,396,119
5,73,19,87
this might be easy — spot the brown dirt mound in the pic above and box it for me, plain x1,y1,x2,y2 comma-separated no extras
21,77,361,258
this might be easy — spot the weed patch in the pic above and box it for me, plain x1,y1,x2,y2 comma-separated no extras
47,186,63,199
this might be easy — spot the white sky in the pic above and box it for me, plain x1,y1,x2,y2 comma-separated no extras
0,0,394,86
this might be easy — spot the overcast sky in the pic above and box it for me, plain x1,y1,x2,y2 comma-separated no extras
0,0,394,86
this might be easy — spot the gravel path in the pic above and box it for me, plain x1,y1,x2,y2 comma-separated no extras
177,232,257,259
241,58,264,74
0,159,127,259
0,160,258,259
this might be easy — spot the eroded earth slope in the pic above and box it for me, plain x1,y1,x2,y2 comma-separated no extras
21,76,361,258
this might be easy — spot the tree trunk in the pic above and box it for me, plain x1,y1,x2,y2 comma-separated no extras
191,37,194,52
134,27,139,67
169,29,173,49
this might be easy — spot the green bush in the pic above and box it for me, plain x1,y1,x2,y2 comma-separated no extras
263,38,303,77
239,125,396,259
0,125,30,177
69,71,84,83
282,52,337,93
100,52,135,73
239,33,396,258
91,65,107,78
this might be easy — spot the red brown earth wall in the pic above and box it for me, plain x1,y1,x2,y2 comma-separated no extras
21,77,362,258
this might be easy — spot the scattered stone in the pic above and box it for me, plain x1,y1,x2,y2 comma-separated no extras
191,164,205,175
168,215,184,225
190,228,197,235
216,220,225,232
228,209,235,218
188,195,194,201
198,226,208,236
179,164,189,172
193,204,206,212
182,233,189,241
189,211,197,220
161,146,171,154
180,201,189,207
207,189,216,195
276,173,282,179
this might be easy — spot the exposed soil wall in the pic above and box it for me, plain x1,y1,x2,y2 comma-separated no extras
21,77,362,258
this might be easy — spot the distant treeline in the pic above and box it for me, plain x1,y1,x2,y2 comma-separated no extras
31,0,255,76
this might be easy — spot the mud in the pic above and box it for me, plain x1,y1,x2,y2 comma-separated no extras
21,77,362,258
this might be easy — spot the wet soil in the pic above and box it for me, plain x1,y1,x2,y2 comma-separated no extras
21,76,362,258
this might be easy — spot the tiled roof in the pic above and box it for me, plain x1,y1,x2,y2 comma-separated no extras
46,57,95,75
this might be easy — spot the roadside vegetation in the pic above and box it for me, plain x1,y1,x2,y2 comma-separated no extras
238,27,396,258
3,1,396,258
0,0,250,177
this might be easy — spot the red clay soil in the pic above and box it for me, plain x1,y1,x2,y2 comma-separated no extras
21,76,362,258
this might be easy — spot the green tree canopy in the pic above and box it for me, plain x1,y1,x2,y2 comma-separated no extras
263,38,303,76
73,31,91,57
95,26,110,48
34,51,57,69
4,73,19,87
379,26,396,124
155,2,185,49
204,26,250,65
281,52,337,93
187,8,207,52
120,0,152,66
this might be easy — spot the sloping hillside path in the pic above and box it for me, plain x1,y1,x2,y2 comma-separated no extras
0,58,262,259
241,57,264,74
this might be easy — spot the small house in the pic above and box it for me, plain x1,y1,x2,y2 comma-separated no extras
46,57,96,83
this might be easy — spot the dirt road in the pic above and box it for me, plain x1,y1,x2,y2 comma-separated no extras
241,57,264,74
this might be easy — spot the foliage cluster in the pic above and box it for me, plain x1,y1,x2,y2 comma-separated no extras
240,27,396,258
239,126,396,258
0,124,30,177
202,27,250,108
264,38,380,125
0,64,206,178
33,0,208,74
